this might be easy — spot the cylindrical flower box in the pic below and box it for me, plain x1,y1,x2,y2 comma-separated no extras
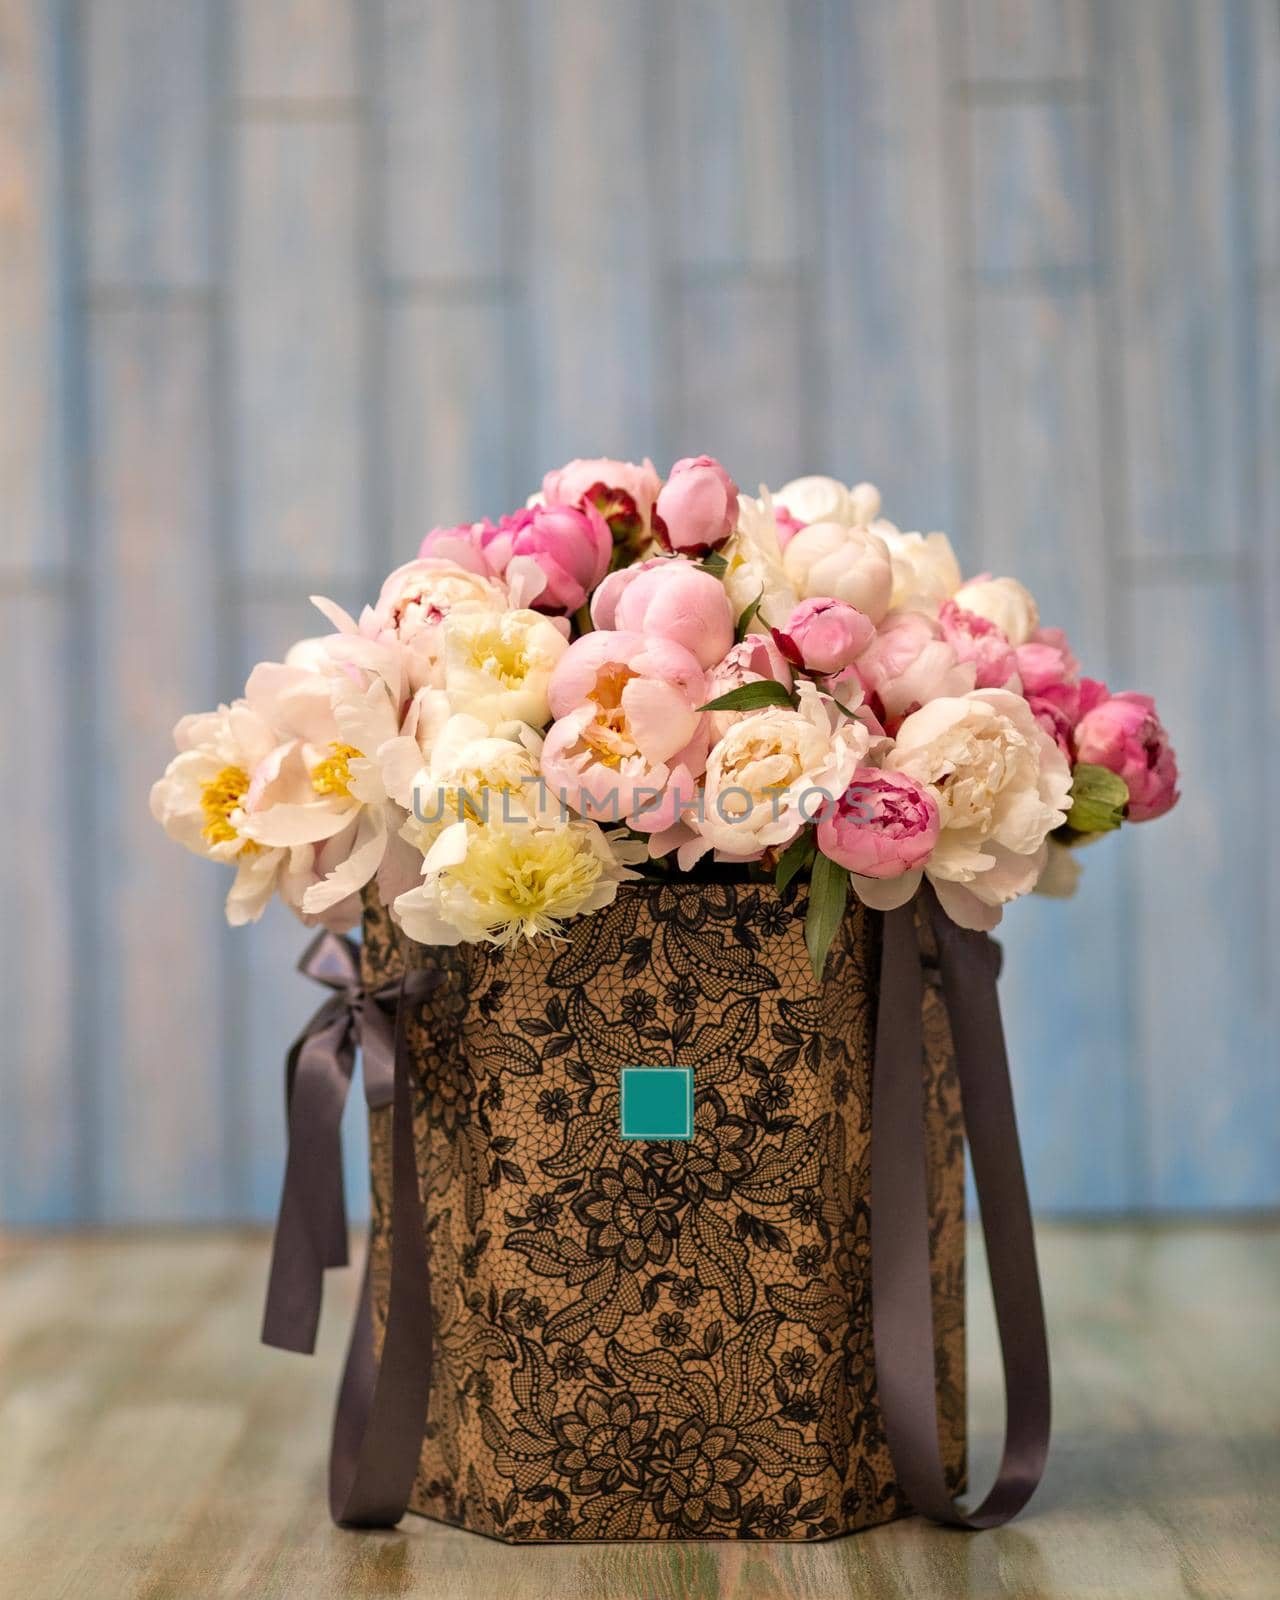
361,881,965,1542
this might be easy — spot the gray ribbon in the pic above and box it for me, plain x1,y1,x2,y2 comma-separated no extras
871,884,1051,1526
260,930,426,1355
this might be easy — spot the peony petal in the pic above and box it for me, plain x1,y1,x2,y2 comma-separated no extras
302,805,387,913
930,873,1004,931
620,676,698,765
241,798,357,847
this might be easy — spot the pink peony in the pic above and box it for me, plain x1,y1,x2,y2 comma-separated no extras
1015,626,1080,697
817,767,940,879
542,631,709,830
590,555,669,630
854,610,976,731
480,503,612,614
704,632,794,739
1027,693,1075,760
772,596,875,675
653,455,739,556
599,559,734,670
937,598,1019,689
417,520,489,573
542,456,662,550
1073,692,1179,821
1027,668,1108,761
1011,632,1098,758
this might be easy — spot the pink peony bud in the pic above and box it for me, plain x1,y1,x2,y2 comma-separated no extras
771,597,875,675
1073,691,1179,821
1015,626,1080,697
653,455,739,556
542,457,662,561
480,503,612,614
417,520,489,572
608,560,734,670
817,768,940,879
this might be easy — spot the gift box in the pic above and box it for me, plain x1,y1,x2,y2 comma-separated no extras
357,880,966,1542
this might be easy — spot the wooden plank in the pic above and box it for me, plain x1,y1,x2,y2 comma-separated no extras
231,115,367,583
1262,278,1280,993
970,292,1130,1209
1250,0,1280,279
0,0,69,576
378,0,508,285
1104,0,1250,557
968,101,1098,281
521,0,657,474
385,295,515,543
960,0,1092,83
669,277,809,493
0,592,79,1224
2,1226,1280,1594
1246,2,1280,970
661,0,808,272
87,305,228,1222
817,0,957,535
235,0,360,103
972,293,1109,663
1129,575,1277,1209
82,0,214,288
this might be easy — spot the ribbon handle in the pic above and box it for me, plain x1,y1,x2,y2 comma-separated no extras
258,922,441,1528
871,885,1051,1527
327,968,439,1526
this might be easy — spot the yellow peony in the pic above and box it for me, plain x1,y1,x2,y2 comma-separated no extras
394,816,641,946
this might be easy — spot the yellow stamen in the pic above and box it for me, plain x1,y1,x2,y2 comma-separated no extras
200,766,260,853
468,634,530,687
311,742,362,798
581,663,639,769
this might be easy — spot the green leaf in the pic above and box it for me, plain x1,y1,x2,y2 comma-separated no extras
698,680,796,714
1067,762,1129,834
805,853,849,980
701,551,729,577
734,591,764,643
774,830,815,895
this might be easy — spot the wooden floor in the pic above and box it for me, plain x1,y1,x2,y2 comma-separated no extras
0,1223,1276,1599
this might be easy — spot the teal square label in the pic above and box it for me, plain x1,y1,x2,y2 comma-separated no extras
619,1067,694,1141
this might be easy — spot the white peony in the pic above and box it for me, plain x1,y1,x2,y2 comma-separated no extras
149,701,312,926
685,681,870,862
238,651,435,921
774,475,882,528
878,528,963,614
402,714,544,852
953,576,1040,646
394,816,641,946
782,521,894,623
872,688,1071,929
721,487,798,627
439,608,570,732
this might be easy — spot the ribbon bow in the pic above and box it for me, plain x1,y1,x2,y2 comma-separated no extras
261,930,436,1355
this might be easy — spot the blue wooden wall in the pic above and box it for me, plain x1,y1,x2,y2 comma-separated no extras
1,0,1277,1224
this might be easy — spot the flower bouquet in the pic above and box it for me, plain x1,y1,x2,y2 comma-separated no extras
153,454,1177,1541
